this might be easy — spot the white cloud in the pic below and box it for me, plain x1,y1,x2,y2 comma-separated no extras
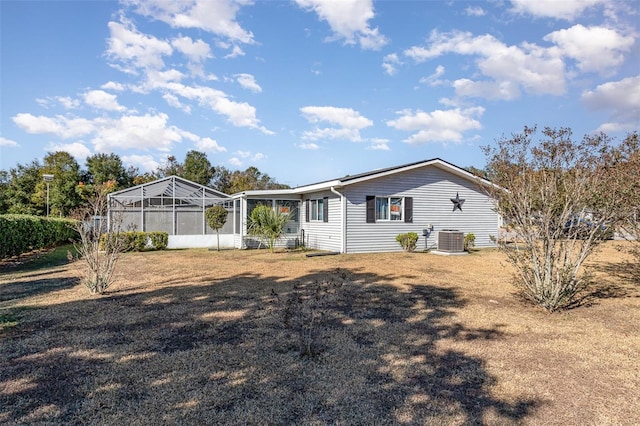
195,137,227,153
13,113,95,139
123,0,255,44
510,0,604,20
0,136,19,147
101,81,125,91
582,75,640,133
228,157,243,167
84,90,127,112
386,107,484,145
46,142,92,162
122,154,161,173
172,36,211,62
298,142,319,150
230,151,264,164
367,138,390,151
146,81,271,133
295,0,388,50
544,25,634,74
106,19,173,73
91,113,183,152
142,69,185,91
453,79,521,100
56,96,81,109
235,73,262,93
382,53,401,76
36,97,80,109
300,106,373,142
234,150,251,158
224,45,246,59
162,93,190,113
404,30,566,98
465,6,486,17
419,65,446,87
12,111,219,154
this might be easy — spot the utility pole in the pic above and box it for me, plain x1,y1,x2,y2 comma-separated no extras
43,174,54,216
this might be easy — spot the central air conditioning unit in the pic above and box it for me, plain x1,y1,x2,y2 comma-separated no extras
438,230,464,253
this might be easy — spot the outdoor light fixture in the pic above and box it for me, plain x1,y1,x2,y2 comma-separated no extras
43,174,54,216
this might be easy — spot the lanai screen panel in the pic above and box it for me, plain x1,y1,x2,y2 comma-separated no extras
108,176,230,235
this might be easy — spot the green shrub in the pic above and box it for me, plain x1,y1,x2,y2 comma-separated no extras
464,233,476,251
148,232,169,250
100,231,168,252
396,232,419,252
0,214,78,259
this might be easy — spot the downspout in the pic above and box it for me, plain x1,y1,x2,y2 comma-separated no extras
330,186,346,254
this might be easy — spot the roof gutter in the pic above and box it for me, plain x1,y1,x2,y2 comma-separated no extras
330,186,346,254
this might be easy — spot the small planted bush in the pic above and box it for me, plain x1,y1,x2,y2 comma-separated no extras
464,233,476,251
396,232,419,252
148,232,169,250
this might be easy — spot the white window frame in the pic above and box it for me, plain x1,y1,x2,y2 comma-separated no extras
376,197,403,221
310,198,324,221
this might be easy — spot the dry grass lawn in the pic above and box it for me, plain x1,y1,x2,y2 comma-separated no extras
1,242,639,425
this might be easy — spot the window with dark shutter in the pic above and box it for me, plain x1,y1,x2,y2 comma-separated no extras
404,197,413,223
366,196,375,223
323,197,329,222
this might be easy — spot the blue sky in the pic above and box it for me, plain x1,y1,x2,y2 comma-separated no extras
1,0,638,187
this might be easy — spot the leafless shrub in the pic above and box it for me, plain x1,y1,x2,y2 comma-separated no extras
70,182,125,294
483,127,635,311
281,279,345,357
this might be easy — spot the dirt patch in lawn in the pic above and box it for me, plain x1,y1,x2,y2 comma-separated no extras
1,242,638,424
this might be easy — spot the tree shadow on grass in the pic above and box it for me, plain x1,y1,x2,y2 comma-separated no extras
582,260,640,304
0,277,80,302
0,267,539,424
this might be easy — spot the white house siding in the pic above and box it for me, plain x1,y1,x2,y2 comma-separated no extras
300,190,343,252
344,166,498,253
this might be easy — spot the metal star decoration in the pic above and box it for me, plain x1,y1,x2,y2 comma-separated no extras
450,192,465,212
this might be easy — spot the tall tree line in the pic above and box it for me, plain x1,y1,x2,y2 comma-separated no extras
0,150,288,216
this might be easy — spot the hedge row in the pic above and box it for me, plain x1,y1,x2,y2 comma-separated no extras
100,231,168,252
0,214,78,259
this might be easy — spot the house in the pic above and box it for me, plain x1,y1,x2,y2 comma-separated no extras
108,159,500,252
232,158,499,253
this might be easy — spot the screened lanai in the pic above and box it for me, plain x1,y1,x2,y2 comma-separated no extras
108,176,232,237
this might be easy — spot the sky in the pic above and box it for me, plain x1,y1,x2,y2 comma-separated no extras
1,0,638,187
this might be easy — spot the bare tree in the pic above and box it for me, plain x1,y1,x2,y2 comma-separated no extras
71,181,125,294
614,132,640,271
483,126,629,311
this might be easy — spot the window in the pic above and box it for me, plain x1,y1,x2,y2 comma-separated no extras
246,199,272,218
306,197,329,222
376,197,403,221
311,199,323,221
367,196,412,223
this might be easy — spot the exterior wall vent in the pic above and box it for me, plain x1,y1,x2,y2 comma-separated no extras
438,230,464,253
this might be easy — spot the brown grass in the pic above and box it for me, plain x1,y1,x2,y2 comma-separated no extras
1,242,639,425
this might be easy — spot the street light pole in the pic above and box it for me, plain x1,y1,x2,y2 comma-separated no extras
43,174,54,217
